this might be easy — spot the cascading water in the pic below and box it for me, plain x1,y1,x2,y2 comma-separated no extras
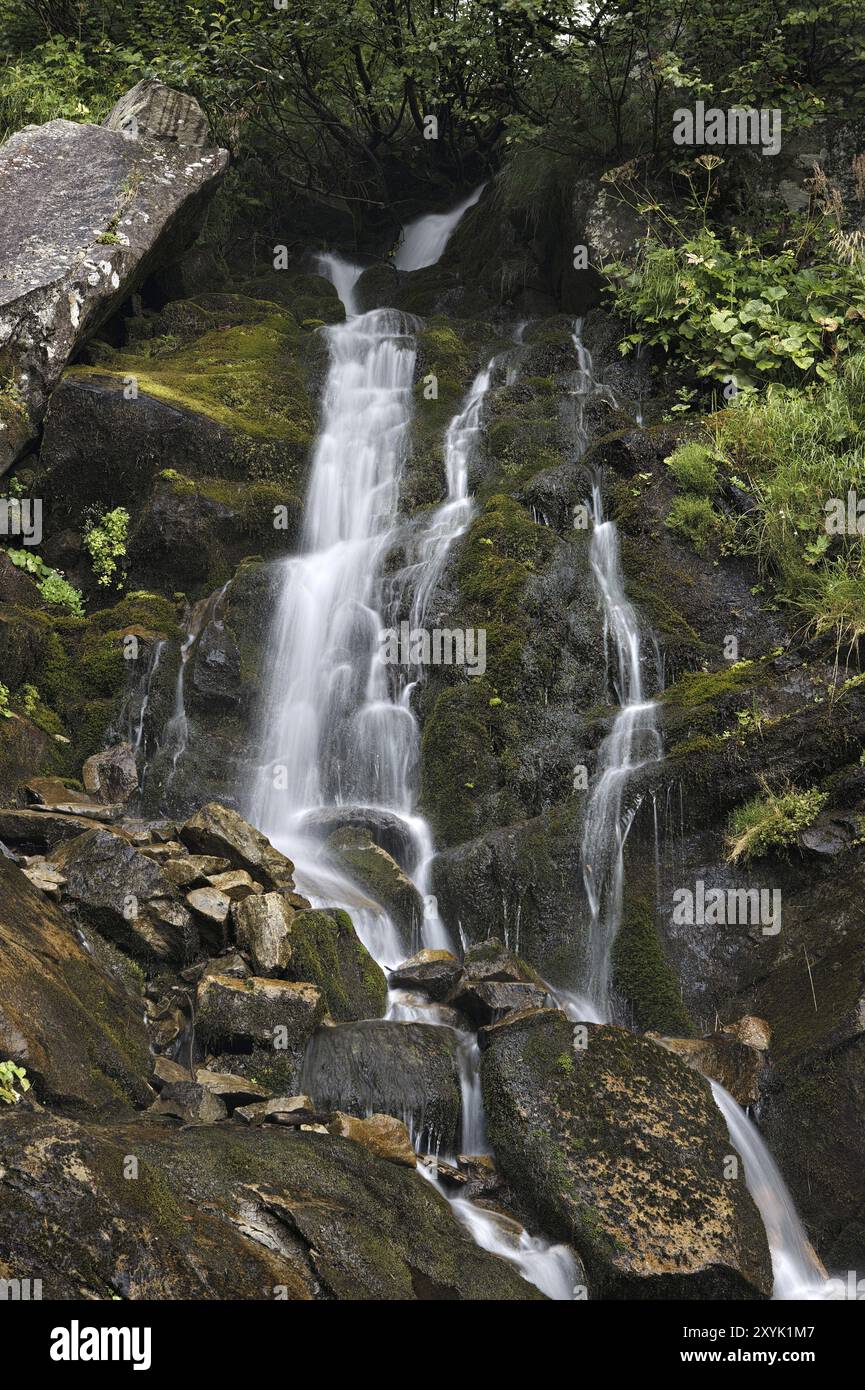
565,323,833,1301
577,482,663,1020
247,209,577,1297
394,185,484,272
712,1082,829,1300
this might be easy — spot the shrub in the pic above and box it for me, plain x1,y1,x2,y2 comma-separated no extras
726,784,829,863
0,682,12,719
665,442,718,496
665,494,721,553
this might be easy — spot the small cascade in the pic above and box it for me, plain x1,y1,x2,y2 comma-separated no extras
711,1082,830,1300
407,358,492,633
563,321,663,1022
131,638,166,758
577,481,663,1019
418,1165,578,1300
162,584,229,789
394,185,484,271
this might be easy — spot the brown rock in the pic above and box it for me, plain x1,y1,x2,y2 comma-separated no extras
327,1112,417,1168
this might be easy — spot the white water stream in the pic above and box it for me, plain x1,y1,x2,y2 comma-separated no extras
245,203,575,1297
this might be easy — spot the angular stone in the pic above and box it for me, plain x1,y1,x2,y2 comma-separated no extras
452,979,551,1028
192,1069,270,1108
50,827,195,960
651,1019,771,1107
206,868,259,901
462,938,543,986
180,803,296,890
162,854,230,888
328,1111,416,1168
0,808,111,850
390,949,462,1002
151,1080,228,1125
186,886,231,928
82,742,139,804
197,974,325,1051
104,78,211,146
233,891,294,976
0,84,228,474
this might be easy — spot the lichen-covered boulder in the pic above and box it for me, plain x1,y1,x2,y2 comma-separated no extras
0,80,228,474
0,1109,542,1300
0,859,151,1110
481,1011,772,1298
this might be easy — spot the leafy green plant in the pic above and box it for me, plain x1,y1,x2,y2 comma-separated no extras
665,494,721,553
665,442,718,496
83,507,130,588
726,783,829,863
0,681,13,720
0,1060,29,1104
5,548,84,615
16,682,39,718
603,156,865,395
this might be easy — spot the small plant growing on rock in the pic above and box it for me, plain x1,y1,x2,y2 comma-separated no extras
0,1061,29,1104
84,507,130,588
665,442,718,496
5,547,84,615
725,781,829,863
0,682,13,719
665,494,721,553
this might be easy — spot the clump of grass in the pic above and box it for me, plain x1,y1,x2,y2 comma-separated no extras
725,781,829,863
665,494,721,553
665,441,718,496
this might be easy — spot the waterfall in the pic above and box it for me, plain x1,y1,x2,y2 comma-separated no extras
711,1082,830,1300
394,185,484,272
564,322,828,1302
577,482,663,1020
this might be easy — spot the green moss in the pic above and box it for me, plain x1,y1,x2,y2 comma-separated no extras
661,661,762,712
68,299,315,449
612,895,695,1036
287,908,387,1022
420,679,519,846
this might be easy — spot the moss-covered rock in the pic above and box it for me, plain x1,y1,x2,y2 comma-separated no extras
286,908,387,1022
481,1011,772,1298
0,859,152,1111
0,1108,541,1299
326,828,423,951
611,894,695,1036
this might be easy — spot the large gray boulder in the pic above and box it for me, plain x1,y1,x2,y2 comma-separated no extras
0,79,228,473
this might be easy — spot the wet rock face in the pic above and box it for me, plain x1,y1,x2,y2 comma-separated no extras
49,827,197,961
0,81,228,474
481,1012,772,1298
0,859,151,1110
300,1020,463,1154
325,826,423,950
0,1110,541,1300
